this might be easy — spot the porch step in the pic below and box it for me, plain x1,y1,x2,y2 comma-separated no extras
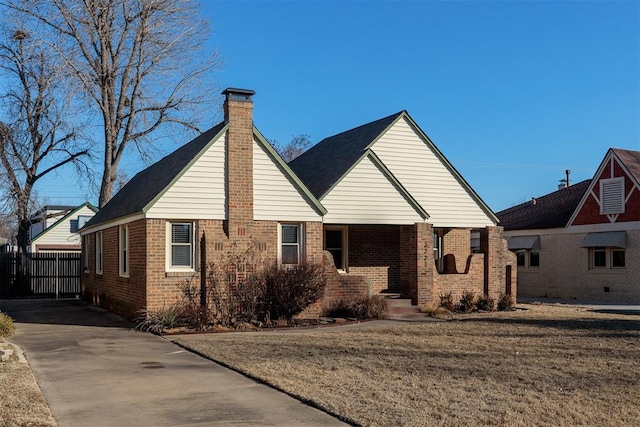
384,295,423,319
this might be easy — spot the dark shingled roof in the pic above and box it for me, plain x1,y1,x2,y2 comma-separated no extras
496,180,591,231
612,148,640,183
85,122,227,228
288,111,404,198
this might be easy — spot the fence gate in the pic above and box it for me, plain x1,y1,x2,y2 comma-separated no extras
0,252,81,300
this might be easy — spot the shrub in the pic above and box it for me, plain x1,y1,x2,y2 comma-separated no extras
134,304,183,334
458,291,476,313
497,293,516,311
262,262,327,321
439,292,455,312
324,295,388,320
421,302,452,318
0,311,15,338
476,294,495,311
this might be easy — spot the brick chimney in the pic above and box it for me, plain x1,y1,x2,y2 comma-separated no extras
223,88,255,239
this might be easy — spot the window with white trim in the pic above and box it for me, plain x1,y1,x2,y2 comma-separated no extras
516,249,539,268
95,231,103,275
280,223,303,266
83,235,90,273
119,225,129,277
590,246,625,269
600,177,625,215
166,222,195,271
324,226,348,270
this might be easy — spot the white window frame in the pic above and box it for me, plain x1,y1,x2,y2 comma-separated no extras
166,222,196,272
83,235,90,273
600,177,625,215
278,223,304,266
590,246,625,270
95,231,103,275
515,249,539,269
119,225,129,278
324,226,348,271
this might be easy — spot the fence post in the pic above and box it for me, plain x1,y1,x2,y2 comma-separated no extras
55,252,59,300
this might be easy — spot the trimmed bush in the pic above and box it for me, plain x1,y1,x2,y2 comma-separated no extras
476,294,495,311
325,295,388,320
497,293,516,311
458,291,476,313
439,292,455,312
0,311,15,338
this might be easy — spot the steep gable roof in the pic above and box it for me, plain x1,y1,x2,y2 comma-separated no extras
30,202,98,243
497,180,591,230
611,148,640,183
85,122,228,229
288,111,403,199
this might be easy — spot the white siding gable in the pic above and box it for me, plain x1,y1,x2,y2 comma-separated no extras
321,155,425,225
147,135,226,219
32,205,96,249
372,117,495,228
254,138,322,221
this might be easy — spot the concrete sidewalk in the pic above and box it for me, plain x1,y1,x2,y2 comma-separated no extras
0,300,346,427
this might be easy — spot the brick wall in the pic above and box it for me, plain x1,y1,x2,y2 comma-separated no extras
441,228,471,273
480,226,517,301
348,225,400,293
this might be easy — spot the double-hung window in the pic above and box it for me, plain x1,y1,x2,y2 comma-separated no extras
280,224,302,266
83,235,90,273
96,231,103,275
590,247,625,269
119,225,129,277
167,222,195,271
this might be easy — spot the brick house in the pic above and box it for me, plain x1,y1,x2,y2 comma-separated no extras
497,148,640,303
80,88,516,319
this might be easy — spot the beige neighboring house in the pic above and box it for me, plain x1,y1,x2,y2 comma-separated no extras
498,148,640,303
29,203,98,252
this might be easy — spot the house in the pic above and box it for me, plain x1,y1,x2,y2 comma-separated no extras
28,203,98,252
80,88,515,319
497,148,640,303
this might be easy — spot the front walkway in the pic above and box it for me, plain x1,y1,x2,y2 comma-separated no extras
0,300,346,427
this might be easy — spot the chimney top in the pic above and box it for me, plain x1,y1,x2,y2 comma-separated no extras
222,88,255,103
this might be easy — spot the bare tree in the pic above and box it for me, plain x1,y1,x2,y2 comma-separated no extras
271,134,312,163
0,28,90,252
4,0,222,207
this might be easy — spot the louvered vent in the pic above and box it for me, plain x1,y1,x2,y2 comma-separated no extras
600,177,624,214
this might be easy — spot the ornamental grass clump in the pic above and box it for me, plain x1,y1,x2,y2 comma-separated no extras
0,311,16,338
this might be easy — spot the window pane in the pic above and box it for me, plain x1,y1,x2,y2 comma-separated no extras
172,224,191,244
593,248,606,268
325,230,342,249
282,245,299,264
530,250,540,267
516,251,525,267
281,225,298,244
612,249,625,268
172,245,192,266
328,249,343,269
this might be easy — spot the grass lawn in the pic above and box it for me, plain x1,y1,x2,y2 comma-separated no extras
172,304,640,427
0,344,56,427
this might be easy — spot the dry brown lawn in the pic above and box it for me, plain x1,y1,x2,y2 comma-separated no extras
172,304,640,427
0,344,56,427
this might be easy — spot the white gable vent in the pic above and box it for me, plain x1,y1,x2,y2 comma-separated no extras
600,177,625,215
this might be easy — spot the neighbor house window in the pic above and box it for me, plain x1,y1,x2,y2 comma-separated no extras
324,226,347,270
119,225,129,277
590,247,625,269
167,222,195,271
95,231,103,275
83,235,90,273
516,249,539,268
280,223,303,265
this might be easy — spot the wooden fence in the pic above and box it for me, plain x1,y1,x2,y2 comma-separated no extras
0,252,81,300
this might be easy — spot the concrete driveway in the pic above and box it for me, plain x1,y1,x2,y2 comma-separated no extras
0,299,346,427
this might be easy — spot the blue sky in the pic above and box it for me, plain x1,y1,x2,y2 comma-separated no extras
40,0,639,213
